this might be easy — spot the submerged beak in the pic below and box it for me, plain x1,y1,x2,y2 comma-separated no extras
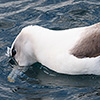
8,66,23,83
7,63,28,83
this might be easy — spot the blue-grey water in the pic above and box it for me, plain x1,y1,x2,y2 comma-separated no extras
1,0,100,100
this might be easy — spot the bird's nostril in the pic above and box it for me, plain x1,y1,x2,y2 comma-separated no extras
9,57,18,66
9,59,15,65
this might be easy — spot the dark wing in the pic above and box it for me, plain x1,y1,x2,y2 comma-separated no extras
71,31,100,58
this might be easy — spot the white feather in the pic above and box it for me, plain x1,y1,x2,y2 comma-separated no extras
5,47,11,57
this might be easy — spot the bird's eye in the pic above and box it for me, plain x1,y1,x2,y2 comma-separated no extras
12,46,16,57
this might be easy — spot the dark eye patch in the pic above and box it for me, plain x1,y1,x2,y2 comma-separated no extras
12,46,16,57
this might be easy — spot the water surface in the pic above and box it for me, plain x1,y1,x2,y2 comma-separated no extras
1,0,100,100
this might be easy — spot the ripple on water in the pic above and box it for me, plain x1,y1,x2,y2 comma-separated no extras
1,0,100,100
0,20,15,29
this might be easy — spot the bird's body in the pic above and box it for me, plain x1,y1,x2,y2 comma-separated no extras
7,23,100,82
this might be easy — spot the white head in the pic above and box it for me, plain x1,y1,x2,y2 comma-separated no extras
10,26,37,67
7,26,37,82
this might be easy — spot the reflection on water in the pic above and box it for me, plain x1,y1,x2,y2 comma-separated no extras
8,63,100,100
22,63,100,88
0,0,100,100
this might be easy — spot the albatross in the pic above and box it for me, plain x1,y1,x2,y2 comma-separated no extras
7,22,100,82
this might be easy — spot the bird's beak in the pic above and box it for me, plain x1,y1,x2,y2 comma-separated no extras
7,66,23,83
7,64,28,83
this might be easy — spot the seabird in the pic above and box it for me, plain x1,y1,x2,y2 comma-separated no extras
7,22,100,82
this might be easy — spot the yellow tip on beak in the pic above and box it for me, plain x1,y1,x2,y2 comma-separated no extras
8,76,15,83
